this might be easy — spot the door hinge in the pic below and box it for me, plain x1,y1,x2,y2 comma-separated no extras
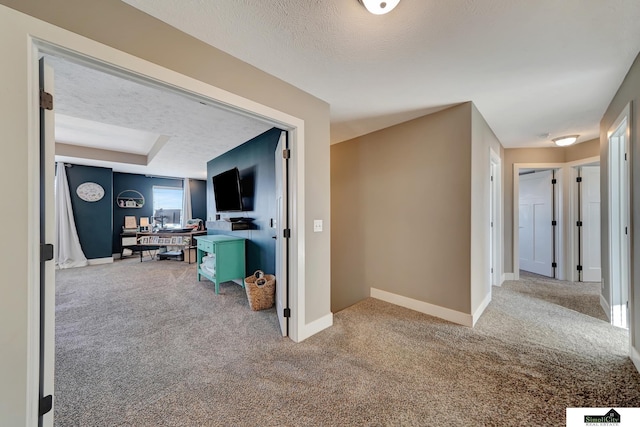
552,262,557,268
39,395,53,416
490,175,493,182
283,229,291,239
551,220,557,226
551,178,557,185
283,308,291,318
576,221,582,227
625,153,628,161
577,265,583,271
490,268,493,274
576,177,582,183
625,226,628,235
40,89,53,110
282,149,291,159
41,244,54,262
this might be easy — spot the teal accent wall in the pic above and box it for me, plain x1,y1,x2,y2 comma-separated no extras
207,127,281,274
65,164,113,259
190,178,207,222
112,173,207,253
61,165,207,256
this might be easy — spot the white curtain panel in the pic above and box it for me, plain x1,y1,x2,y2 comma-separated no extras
182,178,192,227
55,162,88,269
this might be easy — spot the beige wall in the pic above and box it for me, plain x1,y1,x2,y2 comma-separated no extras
0,2,331,424
566,138,600,162
331,103,473,314
470,105,504,314
331,140,368,310
502,139,600,274
600,51,640,352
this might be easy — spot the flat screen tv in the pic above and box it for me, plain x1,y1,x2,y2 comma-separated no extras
212,167,244,212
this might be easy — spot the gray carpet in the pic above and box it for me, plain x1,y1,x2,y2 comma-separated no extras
54,260,640,426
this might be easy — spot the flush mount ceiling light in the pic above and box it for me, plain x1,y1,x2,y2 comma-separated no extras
552,135,579,147
358,0,401,15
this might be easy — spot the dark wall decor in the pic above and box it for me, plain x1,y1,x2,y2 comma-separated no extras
65,164,113,259
59,164,208,257
112,173,207,254
206,127,282,274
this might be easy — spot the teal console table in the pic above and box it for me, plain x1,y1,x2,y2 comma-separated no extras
195,235,246,294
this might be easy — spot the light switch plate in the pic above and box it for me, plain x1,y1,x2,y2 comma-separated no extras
313,220,323,232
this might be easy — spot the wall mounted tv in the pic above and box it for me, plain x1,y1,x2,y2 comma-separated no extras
212,167,244,212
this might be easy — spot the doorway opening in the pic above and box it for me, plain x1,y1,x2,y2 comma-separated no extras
33,38,305,426
608,104,631,330
517,169,559,278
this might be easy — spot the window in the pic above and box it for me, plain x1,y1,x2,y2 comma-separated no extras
152,186,183,228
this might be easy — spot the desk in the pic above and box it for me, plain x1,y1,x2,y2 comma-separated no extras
120,233,139,258
135,230,206,263
196,235,246,294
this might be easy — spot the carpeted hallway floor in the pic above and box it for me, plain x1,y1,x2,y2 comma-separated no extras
54,259,640,426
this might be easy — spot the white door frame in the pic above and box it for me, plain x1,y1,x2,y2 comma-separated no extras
27,32,309,425
490,147,502,286
608,103,632,332
513,163,565,280
566,156,600,283
38,59,56,427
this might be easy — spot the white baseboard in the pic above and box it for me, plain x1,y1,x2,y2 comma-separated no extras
88,257,114,265
600,294,611,322
502,273,515,282
296,312,333,342
370,287,472,327
472,292,492,326
631,346,640,375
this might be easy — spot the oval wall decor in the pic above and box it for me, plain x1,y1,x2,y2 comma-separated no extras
76,182,105,202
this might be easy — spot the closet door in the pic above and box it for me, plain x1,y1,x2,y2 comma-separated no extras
580,166,601,282
519,170,553,277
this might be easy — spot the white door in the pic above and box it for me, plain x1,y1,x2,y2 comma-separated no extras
274,131,288,336
39,58,56,427
519,170,553,277
580,166,601,282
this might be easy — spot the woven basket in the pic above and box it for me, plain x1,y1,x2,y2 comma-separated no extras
244,270,276,311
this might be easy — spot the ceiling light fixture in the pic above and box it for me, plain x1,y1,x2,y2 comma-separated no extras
552,135,579,147
358,0,401,15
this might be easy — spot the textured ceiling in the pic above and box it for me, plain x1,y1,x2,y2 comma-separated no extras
49,55,273,179
122,0,640,148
